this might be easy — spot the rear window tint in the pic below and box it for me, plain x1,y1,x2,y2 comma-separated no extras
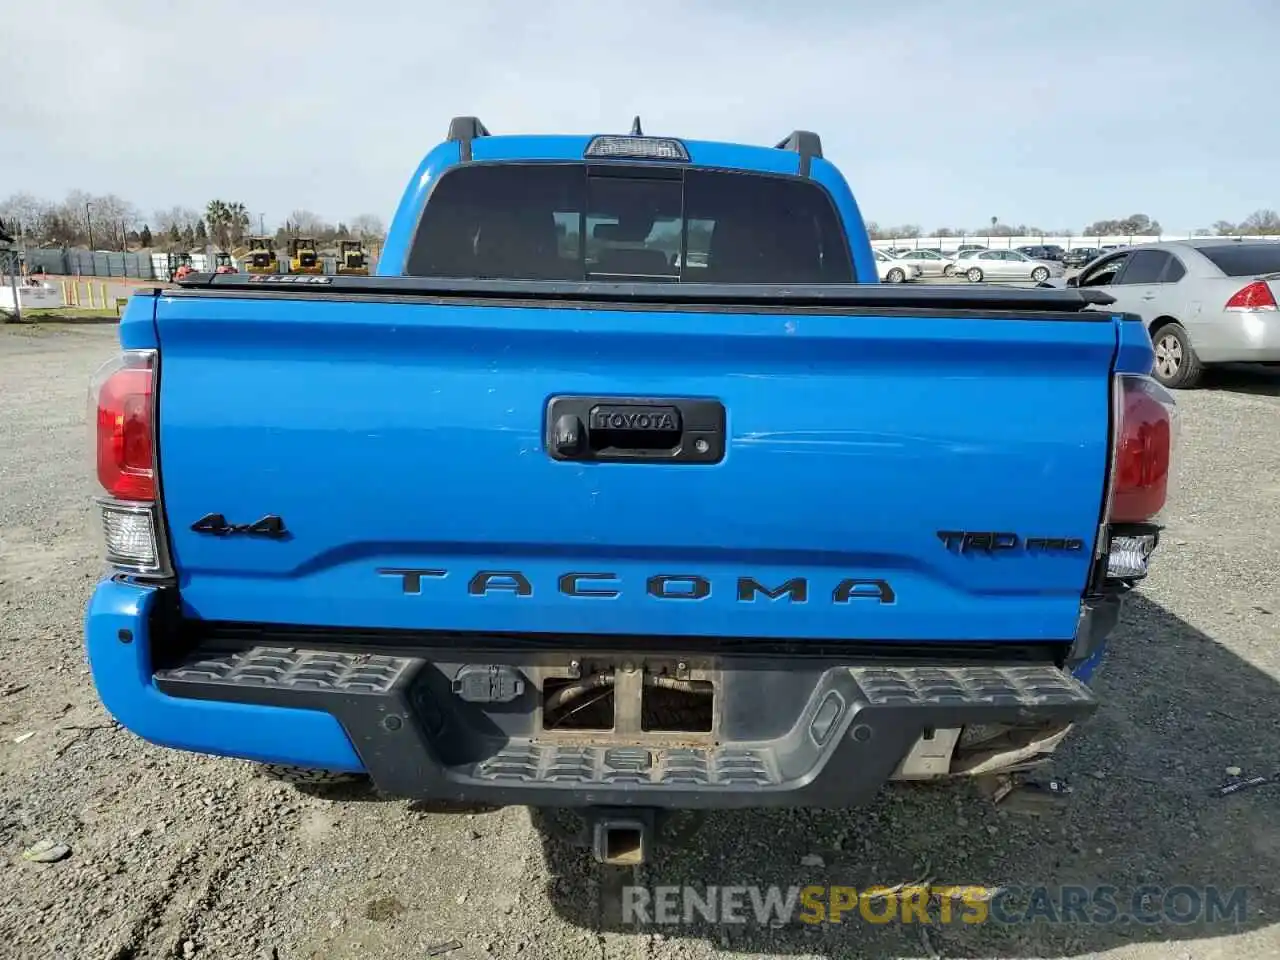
406,163,853,283
1117,249,1169,285
1197,243,1280,277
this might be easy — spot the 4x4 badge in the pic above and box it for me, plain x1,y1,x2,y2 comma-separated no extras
190,514,288,539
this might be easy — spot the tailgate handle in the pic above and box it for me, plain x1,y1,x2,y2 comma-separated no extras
546,396,725,464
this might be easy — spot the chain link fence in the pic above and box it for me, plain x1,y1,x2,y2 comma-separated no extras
18,246,382,279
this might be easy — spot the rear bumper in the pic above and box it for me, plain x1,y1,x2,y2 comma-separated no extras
85,579,363,773
87,579,1104,809
1193,310,1280,363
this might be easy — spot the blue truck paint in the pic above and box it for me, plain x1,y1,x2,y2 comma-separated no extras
378,140,460,277
86,125,1159,818
1114,306,1161,376
85,578,364,771
808,156,878,288
118,292,159,351
1070,645,1106,684
149,296,1116,640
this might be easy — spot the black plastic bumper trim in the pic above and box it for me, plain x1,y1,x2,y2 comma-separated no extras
155,648,1098,809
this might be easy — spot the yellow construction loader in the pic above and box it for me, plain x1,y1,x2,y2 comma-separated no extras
245,237,279,274
288,237,323,275
337,240,369,275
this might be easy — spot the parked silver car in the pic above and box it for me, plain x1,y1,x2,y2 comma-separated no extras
872,249,922,283
959,249,1064,284
1070,239,1280,388
892,248,957,278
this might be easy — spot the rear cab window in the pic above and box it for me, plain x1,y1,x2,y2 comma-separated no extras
1196,243,1280,277
406,163,854,283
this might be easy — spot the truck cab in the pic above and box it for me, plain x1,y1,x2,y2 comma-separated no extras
287,236,322,274
337,239,369,275
244,237,279,274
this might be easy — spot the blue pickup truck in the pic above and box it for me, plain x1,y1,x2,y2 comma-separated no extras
86,118,1177,865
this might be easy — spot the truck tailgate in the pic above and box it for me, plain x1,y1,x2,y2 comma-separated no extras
153,290,1118,643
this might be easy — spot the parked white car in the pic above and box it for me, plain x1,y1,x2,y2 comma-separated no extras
873,249,923,283
958,249,1065,284
890,249,957,278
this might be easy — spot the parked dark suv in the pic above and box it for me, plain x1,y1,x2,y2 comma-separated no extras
1063,247,1101,269
1017,244,1065,262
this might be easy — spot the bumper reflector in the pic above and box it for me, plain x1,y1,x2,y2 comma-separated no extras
98,499,167,576
1107,534,1156,579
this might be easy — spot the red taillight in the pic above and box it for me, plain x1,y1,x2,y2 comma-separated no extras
1109,375,1178,523
1224,280,1277,312
92,353,156,501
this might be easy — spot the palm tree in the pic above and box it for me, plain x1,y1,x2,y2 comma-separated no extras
205,200,228,250
225,202,250,249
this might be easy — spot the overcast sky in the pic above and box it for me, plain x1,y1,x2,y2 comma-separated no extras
5,0,1275,232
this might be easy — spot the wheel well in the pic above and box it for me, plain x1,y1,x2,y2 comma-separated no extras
1148,315,1180,338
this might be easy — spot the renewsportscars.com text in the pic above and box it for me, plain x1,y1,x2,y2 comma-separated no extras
621,884,1249,927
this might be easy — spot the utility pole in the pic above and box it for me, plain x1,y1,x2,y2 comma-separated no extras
85,202,94,250
259,213,266,236
3,250,23,324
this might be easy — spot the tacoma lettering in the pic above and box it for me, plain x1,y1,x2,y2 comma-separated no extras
558,572,620,598
377,567,445,594
377,568,894,604
737,577,808,603
647,574,711,600
467,570,533,596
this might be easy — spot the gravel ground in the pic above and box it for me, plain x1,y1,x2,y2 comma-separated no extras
1,321,1277,960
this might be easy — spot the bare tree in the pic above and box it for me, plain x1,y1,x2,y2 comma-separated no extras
92,194,139,250
53,190,95,247
1239,209,1280,235
155,206,203,246
349,214,386,240
0,193,49,243
287,210,331,236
